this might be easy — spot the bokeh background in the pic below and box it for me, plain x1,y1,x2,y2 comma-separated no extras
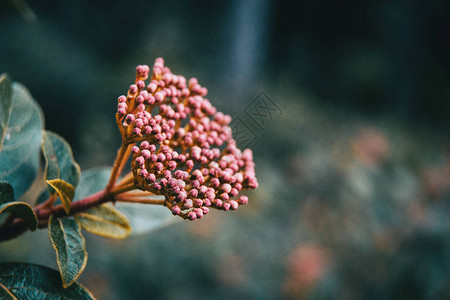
1,0,450,299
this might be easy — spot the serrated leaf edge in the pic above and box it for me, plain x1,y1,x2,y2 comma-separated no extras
48,215,88,288
75,205,132,239
46,179,74,214
42,130,81,190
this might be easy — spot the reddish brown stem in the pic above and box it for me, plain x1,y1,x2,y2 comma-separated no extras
0,189,114,242
106,143,133,192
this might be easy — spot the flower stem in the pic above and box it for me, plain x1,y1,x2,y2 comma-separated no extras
106,143,133,192
110,183,137,196
0,189,113,242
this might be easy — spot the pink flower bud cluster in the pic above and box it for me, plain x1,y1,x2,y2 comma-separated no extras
117,58,258,220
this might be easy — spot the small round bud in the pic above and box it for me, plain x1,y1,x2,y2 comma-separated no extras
188,211,197,220
146,173,156,183
221,183,232,193
238,195,248,205
135,156,145,165
230,200,239,210
131,146,140,154
172,206,181,215
183,199,193,209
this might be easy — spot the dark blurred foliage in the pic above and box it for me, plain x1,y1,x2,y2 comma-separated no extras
0,1,449,299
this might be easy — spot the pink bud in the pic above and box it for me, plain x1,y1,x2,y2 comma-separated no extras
194,208,203,218
140,169,148,178
155,92,164,102
199,185,208,195
183,199,193,209
147,83,157,93
131,146,140,154
238,195,248,205
221,183,232,193
205,191,215,201
177,179,186,189
172,206,181,215
141,149,151,159
155,162,163,171
146,173,156,183
211,178,220,188
157,153,166,162
230,188,239,197
140,141,150,149
220,193,229,201
194,199,203,207
163,170,172,179
188,211,197,220
152,125,161,134
186,160,194,169
191,180,200,189
133,127,142,136
230,200,238,210
129,84,138,94
189,189,198,197
168,161,177,170
135,156,145,165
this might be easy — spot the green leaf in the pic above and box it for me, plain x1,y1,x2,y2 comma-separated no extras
42,131,81,195
0,282,17,300
75,167,177,235
0,82,44,199
0,181,37,230
47,179,74,214
73,167,112,202
36,188,50,205
0,74,13,152
48,215,87,288
0,181,14,204
0,203,38,230
75,204,131,239
0,263,95,299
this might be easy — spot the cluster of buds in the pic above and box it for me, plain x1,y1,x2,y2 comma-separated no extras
116,58,258,220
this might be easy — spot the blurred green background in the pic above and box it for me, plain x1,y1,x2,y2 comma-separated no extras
1,0,449,299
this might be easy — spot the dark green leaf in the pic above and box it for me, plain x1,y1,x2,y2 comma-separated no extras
74,167,177,235
0,74,13,152
0,181,37,230
36,188,50,205
0,262,95,299
0,282,17,299
75,204,131,239
42,131,81,195
0,181,14,204
0,202,38,230
0,82,44,199
47,179,75,214
48,216,87,288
